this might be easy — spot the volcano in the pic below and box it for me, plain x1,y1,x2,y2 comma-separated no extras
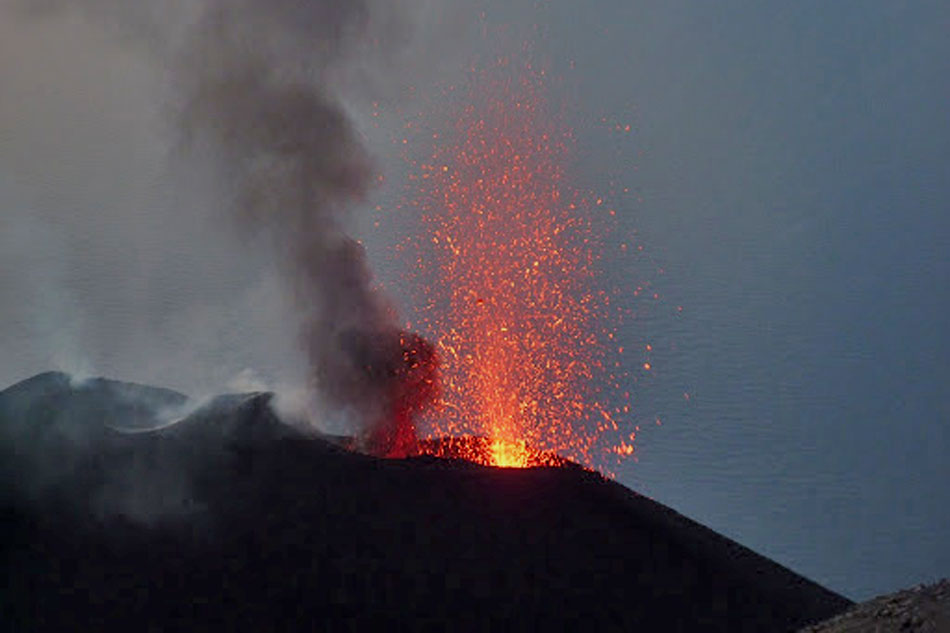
0,372,850,631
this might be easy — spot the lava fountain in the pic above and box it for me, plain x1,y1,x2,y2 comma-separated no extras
404,54,636,471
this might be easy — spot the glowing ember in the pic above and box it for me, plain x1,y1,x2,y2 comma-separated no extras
403,53,636,471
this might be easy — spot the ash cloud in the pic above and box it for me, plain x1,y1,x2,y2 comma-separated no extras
175,0,440,451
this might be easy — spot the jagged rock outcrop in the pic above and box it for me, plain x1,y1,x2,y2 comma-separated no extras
800,579,950,633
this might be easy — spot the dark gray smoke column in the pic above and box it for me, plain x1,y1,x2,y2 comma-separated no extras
174,0,439,455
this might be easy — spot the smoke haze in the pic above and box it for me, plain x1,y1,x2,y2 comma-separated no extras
0,0,466,439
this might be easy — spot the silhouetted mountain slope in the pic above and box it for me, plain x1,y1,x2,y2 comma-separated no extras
0,372,851,631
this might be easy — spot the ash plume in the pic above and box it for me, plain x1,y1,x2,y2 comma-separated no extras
175,1,440,454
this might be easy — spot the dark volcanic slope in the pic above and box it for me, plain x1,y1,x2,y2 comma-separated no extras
0,373,851,631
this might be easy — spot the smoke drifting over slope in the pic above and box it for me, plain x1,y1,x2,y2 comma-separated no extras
2,0,445,447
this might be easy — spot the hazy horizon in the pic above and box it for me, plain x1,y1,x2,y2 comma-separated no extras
2,1,947,600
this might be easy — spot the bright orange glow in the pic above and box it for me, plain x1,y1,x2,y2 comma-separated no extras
417,436,567,468
490,438,532,468
403,54,635,472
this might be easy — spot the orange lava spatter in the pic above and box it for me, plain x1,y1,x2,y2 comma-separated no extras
405,55,635,472
417,436,567,469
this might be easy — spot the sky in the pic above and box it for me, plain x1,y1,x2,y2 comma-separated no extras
1,1,948,600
